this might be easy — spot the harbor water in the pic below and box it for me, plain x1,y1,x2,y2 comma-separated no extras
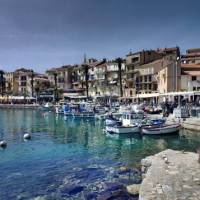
1,109,200,199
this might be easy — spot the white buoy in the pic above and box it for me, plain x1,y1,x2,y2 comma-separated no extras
23,133,31,140
0,140,7,148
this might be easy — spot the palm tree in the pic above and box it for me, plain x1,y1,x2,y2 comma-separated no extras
83,64,89,99
30,70,34,97
53,73,58,102
116,58,123,97
0,70,5,96
34,81,40,103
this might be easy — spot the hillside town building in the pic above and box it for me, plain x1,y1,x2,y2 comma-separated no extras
1,46,200,102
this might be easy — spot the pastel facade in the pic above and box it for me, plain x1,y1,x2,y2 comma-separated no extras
125,47,181,98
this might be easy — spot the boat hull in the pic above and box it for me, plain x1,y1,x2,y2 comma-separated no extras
106,125,139,134
142,124,180,135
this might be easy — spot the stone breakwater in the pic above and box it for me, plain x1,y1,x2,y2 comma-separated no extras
139,149,200,200
181,118,200,131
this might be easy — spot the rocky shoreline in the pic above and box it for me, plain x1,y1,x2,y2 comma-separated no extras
138,149,200,200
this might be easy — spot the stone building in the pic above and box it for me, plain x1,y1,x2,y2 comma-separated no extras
70,58,126,98
14,68,35,96
181,48,200,64
105,60,126,97
4,72,19,95
46,65,73,90
125,47,181,98
125,50,163,97
71,58,104,97
181,63,200,91
33,74,50,95
46,65,74,101
157,53,181,93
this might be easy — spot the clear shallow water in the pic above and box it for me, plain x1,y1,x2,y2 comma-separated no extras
0,109,200,200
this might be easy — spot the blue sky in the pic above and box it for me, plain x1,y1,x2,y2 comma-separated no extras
0,0,200,72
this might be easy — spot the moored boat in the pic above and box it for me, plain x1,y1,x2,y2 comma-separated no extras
141,123,180,135
145,106,162,114
41,102,54,112
105,112,144,134
105,114,121,126
105,125,139,134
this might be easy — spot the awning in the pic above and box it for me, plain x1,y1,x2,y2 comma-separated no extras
9,96,36,100
64,95,87,99
134,93,159,99
159,91,197,96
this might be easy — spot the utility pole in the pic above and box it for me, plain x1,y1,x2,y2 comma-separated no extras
116,58,123,97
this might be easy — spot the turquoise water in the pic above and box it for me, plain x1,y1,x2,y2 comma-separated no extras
0,109,200,200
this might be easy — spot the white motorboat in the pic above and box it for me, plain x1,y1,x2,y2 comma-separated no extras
141,123,180,135
41,102,54,112
105,125,139,134
105,112,144,134
105,114,121,126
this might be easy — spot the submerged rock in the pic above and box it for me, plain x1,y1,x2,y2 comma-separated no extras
97,190,112,200
83,191,97,200
118,166,131,174
126,184,140,196
104,182,123,191
60,185,84,196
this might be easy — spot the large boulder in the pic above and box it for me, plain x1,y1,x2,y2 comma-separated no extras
139,149,200,200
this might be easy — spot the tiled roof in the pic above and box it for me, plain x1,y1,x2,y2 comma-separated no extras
138,59,163,68
182,53,200,58
46,65,76,73
187,48,200,54
182,71,200,76
181,64,200,68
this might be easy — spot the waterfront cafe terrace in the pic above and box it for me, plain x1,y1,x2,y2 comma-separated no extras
0,96,36,104
119,91,200,103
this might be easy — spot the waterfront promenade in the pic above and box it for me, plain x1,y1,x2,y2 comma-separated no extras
0,104,40,109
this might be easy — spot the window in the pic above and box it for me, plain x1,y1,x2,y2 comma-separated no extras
192,76,197,81
149,75,152,82
130,90,133,96
153,84,158,91
131,57,139,63
149,84,152,90
21,82,26,86
144,76,147,82
21,76,27,81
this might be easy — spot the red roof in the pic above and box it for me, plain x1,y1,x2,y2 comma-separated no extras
181,64,200,68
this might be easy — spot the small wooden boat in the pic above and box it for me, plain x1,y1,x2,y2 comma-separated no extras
141,124,180,135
